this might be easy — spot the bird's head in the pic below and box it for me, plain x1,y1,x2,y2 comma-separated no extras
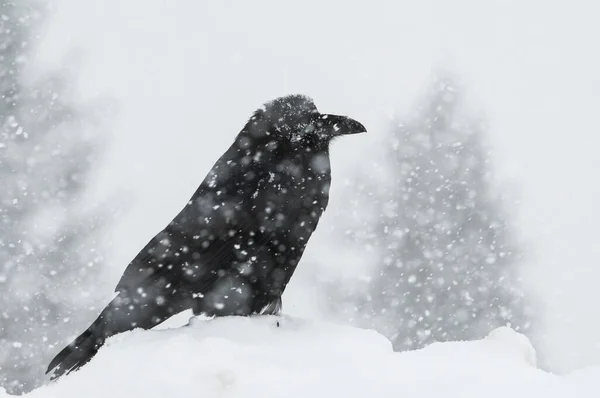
244,95,366,149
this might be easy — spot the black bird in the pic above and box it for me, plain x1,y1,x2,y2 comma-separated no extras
46,94,366,379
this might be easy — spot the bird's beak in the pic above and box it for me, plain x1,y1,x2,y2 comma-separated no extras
319,114,367,136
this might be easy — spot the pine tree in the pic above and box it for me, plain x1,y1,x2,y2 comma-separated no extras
0,1,109,393
360,74,530,351
321,73,531,351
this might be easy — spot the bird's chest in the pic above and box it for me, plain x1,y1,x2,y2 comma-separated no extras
251,153,331,234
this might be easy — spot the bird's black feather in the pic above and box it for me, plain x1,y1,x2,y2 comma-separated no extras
46,94,366,379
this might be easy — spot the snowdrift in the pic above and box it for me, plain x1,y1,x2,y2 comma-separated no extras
4,316,599,398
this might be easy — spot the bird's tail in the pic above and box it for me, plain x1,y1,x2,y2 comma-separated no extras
46,292,194,380
46,313,108,380
46,294,133,380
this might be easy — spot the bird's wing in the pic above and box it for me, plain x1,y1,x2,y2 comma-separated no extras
113,223,186,293
114,139,274,295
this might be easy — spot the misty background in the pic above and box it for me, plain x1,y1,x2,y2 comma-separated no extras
1,0,599,394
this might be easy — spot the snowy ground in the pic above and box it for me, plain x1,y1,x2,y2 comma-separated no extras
6,316,598,398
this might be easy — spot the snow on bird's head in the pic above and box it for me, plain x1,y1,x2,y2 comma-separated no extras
260,94,318,136
243,94,366,147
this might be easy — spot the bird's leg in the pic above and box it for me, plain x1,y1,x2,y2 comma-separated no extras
253,295,282,327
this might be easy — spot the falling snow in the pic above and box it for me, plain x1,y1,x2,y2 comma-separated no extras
1,0,599,395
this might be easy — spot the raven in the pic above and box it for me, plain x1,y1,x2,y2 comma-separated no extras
46,94,366,379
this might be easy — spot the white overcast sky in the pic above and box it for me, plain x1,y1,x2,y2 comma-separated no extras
37,0,600,373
